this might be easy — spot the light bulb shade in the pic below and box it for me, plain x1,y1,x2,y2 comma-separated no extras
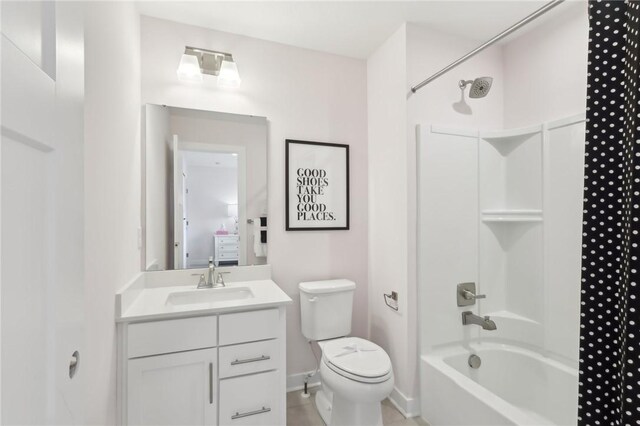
227,203,238,218
217,58,241,88
177,54,203,82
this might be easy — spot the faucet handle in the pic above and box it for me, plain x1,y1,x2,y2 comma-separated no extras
193,273,206,288
216,271,230,285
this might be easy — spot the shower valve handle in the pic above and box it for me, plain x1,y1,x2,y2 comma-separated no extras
462,290,486,300
456,282,485,307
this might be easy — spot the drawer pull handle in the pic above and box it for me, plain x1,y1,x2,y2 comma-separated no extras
231,355,270,365
231,406,271,420
209,362,213,404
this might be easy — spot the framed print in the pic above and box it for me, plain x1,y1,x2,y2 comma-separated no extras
285,139,349,231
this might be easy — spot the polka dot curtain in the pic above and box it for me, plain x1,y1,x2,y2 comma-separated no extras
579,1,640,425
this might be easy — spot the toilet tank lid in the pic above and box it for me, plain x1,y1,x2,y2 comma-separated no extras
298,279,356,294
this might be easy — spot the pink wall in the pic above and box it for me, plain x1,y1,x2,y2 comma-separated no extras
503,2,589,128
140,16,369,386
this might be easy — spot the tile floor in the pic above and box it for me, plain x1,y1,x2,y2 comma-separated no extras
286,387,429,426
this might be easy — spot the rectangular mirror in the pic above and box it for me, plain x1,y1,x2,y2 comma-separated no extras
143,104,268,271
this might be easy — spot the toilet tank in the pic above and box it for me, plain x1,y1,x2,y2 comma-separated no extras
299,279,356,341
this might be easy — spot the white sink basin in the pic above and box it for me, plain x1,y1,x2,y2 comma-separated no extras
166,287,254,306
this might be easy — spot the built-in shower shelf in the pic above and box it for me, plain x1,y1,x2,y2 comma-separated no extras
481,209,543,223
480,125,542,142
484,310,541,325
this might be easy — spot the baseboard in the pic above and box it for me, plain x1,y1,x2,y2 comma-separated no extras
388,386,421,418
287,370,321,392
287,374,420,418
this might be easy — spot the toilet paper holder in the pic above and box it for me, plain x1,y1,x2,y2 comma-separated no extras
383,291,399,311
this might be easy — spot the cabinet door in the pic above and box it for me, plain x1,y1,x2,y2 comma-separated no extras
128,348,217,426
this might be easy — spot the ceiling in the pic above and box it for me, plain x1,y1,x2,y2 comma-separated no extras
136,1,583,59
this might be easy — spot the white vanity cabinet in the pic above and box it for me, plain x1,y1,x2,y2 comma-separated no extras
118,307,287,426
128,348,218,425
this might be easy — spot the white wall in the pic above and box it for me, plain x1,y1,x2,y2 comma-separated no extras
407,24,504,401
366,24,413,409
503,2,588,128
144,104,171,270
141,16,369,384
407,25,504,392
367,22,504,411
406,24,505,130
84,2,141,424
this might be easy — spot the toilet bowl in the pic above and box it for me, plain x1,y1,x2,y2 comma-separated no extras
316,337,394,425
299,279,394,425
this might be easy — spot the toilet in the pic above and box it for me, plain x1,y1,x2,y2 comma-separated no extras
299,279,394,426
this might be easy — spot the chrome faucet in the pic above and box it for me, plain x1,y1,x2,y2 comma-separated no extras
206,257,217,288
194,258,216,289
462,311,497,330
195,259,230,289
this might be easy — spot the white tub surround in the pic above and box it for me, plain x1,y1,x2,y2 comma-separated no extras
421,343,578,426
116,265,292,425
417,114,585,425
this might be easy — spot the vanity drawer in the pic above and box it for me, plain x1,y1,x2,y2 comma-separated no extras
127,316,217,358
217,251,238,259
218,339,279,378
219,370,280,426
217,236,239,245
219,309,279,345
219,244,239,252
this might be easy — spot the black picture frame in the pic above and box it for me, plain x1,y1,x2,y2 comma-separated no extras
285,139,350,231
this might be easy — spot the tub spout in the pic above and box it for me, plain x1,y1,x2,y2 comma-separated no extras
462,311,497,331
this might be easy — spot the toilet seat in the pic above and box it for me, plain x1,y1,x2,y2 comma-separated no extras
321,337,392,384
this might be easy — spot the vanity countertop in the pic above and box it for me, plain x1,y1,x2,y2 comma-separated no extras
116,265,292,323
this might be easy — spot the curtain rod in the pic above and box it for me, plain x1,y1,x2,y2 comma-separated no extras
410,0,565,94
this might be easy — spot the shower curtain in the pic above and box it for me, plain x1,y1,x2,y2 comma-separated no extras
579,1,640,425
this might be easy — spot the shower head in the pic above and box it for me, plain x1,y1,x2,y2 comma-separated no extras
458,77,493,98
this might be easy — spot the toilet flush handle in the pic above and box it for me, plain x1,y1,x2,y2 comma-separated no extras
308,296,318,303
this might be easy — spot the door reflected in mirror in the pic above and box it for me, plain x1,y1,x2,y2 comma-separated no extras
144,105,267,271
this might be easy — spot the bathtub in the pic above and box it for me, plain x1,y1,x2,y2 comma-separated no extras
420,343,578,425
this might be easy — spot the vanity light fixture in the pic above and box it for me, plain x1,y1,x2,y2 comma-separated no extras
176,53,203,82
217,57,242,88
177,46,241,88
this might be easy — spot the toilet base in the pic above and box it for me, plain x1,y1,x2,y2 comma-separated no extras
314,383,384,426
315,386,333,425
